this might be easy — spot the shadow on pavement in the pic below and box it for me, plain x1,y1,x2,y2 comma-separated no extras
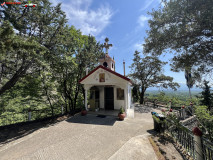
0,114,72,146
147,129,157,135
66,114,117,126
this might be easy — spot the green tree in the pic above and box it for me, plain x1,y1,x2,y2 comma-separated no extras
195,105,213,141
0,0,69,118
129,51,179,104
0,0,103,123
132,84,140,102
200,80,213,111
51,26,103,113
143,0,213,80
0,0,67,95
185,67,195,99
0,21,46,95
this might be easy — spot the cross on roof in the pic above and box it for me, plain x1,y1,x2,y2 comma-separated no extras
103,37,112,54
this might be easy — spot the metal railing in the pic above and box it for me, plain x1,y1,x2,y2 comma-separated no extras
0,107,63,127
167,119,195,159
202,137,213,160
166,119,213,160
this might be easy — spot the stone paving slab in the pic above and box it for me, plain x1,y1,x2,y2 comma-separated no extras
0,107,157,160
109,134,157,160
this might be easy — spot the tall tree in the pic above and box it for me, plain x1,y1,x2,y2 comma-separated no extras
0,21,46,95
0,0,103,117
185,67,194,99
0,0,67,95
143,0,213,81
129,51,179,104
51,26,103,113
200,80,213,111
132,84,140,103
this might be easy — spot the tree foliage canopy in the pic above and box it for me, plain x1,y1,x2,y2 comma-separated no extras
0,0,103,119
199,80,213,111
143,0,213,79
129,51,179,104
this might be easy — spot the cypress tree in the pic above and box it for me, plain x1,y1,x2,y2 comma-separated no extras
200,80,213,111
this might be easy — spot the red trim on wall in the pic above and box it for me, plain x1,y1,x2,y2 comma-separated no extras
79,65,132,83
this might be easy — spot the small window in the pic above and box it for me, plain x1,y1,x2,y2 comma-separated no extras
103,62,108,67
112,63,114,68
117,88,124,100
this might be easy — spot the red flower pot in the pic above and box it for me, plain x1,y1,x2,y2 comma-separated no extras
118,113,125,120
81,110,87,116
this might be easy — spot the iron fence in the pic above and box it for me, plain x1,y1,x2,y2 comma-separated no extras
0,107,63,127
202,137,213,160
167,120,195,159
166,118,213,160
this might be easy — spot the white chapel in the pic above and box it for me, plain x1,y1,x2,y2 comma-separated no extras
79,38,133,118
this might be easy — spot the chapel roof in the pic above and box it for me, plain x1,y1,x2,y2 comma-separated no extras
99,54,112,59
79,65,132,84
99,54,115,63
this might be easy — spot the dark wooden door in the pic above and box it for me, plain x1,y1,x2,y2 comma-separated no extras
105,87,114,110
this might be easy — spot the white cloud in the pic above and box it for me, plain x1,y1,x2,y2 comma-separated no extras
141,0,155,11
51,0,113,36
133,42,144,51
141,0,161,11
137,15,150,27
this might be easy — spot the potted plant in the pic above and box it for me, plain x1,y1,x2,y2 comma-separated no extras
81,107,87,116
118,107,125,120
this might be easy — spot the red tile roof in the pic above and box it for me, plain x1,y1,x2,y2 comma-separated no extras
79,65,132,84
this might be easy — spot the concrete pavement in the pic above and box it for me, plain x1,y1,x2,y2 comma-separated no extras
0,107,157,160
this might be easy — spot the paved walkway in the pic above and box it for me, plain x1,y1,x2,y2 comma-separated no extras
0,107,157,160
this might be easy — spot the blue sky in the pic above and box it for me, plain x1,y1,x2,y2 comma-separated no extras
51,0,187,85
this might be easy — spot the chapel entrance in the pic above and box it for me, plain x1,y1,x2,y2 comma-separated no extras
89,87,100,111
104,87,114,110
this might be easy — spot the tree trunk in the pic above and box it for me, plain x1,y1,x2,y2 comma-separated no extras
82,86,85,102
63,79,73,113
44,86,54,117
0,63,31,95
140,87,144,104
68,100,72,113
64,99,68,114
61,93,68,114
140,92,144,104
140,86,146,104
189,87,192,99
73,84,80,111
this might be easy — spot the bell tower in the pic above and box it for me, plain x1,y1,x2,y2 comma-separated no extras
99,37,115,71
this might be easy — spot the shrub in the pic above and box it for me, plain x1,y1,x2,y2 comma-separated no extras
195,105,213,140
119,107,125,114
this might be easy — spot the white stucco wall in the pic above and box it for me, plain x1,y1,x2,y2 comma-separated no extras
98,86,104,109
128,84,131,109
81,67,132,113
114,86,125,110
